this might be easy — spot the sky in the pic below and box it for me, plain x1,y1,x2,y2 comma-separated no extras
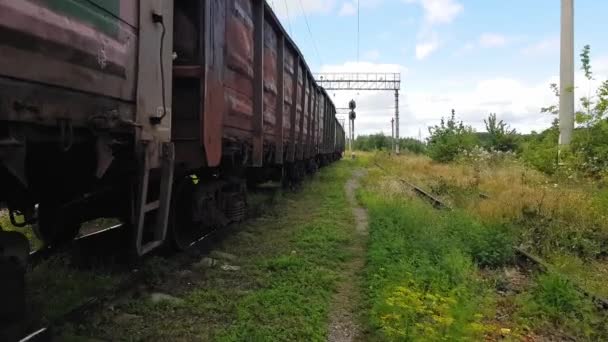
267,0,608,139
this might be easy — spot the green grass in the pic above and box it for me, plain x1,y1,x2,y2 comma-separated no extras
26,256,123,326
515,272,608,340
358,154,608,341
359,190,500,341
80,161,355,341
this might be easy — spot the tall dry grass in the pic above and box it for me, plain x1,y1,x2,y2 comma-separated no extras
371,152,608,258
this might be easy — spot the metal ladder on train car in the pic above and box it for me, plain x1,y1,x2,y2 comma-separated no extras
134,142,174,256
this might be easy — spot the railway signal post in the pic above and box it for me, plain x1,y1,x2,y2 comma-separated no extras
349,99,357,159
314,73,402,155
391,118,395,154
395,89,400,154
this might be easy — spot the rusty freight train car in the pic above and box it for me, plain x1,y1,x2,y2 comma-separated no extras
0,0,344,322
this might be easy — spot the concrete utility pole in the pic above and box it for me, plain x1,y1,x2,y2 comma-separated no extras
559,0,574,145
395,90,400,154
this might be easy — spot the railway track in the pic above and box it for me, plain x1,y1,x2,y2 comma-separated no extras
6,184,283,342
16,227,234,342
373,161,608,311
28,223,126,268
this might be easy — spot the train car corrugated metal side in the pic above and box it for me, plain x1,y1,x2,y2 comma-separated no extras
173,0,341,170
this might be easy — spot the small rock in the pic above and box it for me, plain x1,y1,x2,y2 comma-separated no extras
115,313,141,324
220,264,241,271
193,257,218,269
149,292,185,305
210,250,238,262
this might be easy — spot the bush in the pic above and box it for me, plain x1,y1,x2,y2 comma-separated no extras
522,45,608,177
520,122,559,174
483,113,519,152
427,110,478,162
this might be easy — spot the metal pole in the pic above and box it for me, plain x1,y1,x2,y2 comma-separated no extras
348,117,352,155
351,118,355,158
559,0,574,146
391,118,395,153
395,90,400,154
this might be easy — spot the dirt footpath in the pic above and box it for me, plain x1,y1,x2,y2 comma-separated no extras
327,169,369,342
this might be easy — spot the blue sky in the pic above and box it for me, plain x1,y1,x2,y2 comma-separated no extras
268,0,608,138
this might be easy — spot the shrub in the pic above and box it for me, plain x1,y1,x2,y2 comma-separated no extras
517,273,606,339
523,45,608,177
483,113,519,152
520,122,559,174
427,110,478,162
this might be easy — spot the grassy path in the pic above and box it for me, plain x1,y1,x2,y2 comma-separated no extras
327,169,368,342
60,161,359,341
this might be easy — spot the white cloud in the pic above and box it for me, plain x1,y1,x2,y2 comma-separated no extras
522,37,560,56
404,0,463,60
416,41,439,60
387,77,558,139
400,57,608,139
405,0,464,24
479,33,508,48
318,56,608,139
338,2,356,16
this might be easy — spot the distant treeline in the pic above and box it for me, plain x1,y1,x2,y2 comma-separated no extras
354,134,426,154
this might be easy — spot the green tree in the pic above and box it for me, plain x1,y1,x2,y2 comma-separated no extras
427,109,478,162
399,138,426,154
524,45,608,177
483,113,518,152
571,45,608,176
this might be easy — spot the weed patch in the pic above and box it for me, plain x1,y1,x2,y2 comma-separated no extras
362,152,608,340
361,192,502,341
516,273,608,339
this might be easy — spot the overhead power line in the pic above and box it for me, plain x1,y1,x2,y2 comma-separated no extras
283,0,293,36
297,0,323,66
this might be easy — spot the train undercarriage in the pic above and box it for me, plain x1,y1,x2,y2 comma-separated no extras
0,115,336,324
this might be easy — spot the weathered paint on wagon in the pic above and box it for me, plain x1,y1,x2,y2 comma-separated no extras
192,0,343,168
0,0,138,102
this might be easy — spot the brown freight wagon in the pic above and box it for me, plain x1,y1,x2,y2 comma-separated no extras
0,0,344,324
